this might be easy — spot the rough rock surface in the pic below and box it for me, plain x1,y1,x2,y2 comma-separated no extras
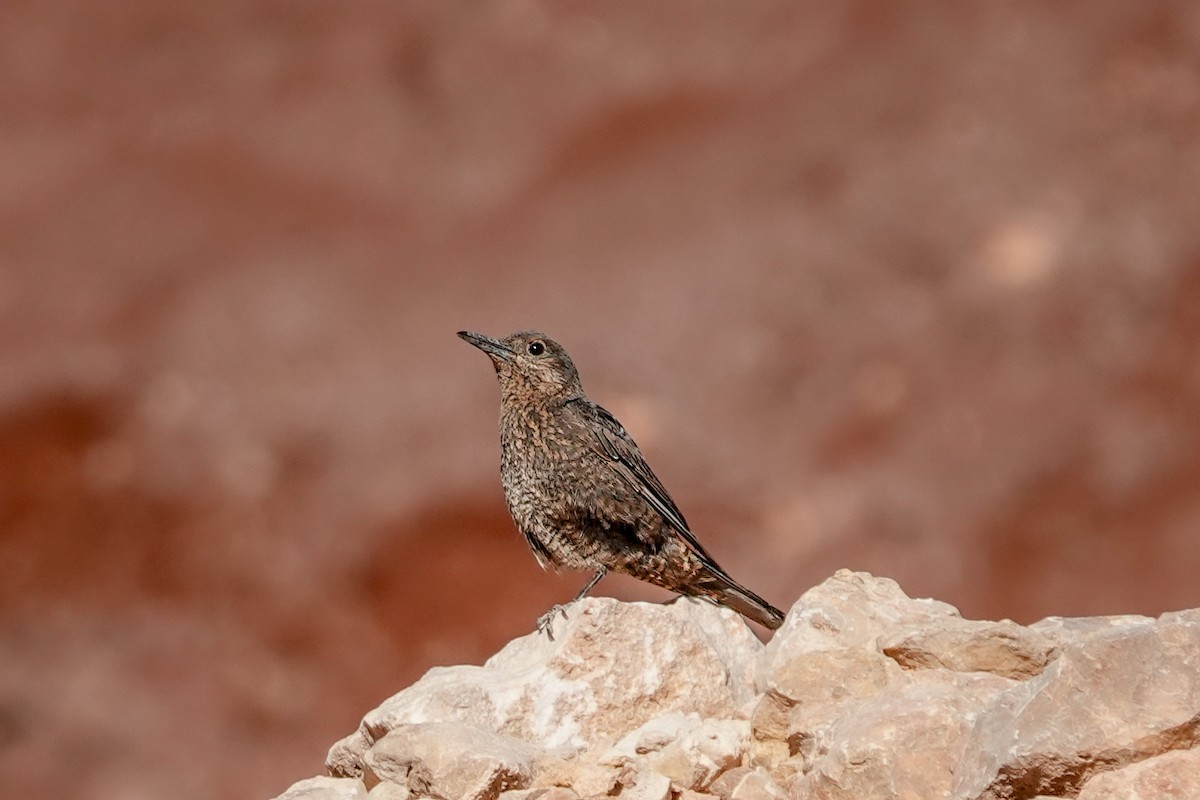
277,571,1200,800
363,722,535,800
274,776,368,800
1076,749,1200,800
327,596,761,780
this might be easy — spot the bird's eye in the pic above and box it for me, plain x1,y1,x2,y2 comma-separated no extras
527,341,545,356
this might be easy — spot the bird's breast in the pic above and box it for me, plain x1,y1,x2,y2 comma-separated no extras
505,408,644,520
499,407,591,514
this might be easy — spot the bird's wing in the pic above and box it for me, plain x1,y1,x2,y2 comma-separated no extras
577,399,718,564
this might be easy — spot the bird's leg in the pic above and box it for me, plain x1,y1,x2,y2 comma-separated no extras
536,568,608,638
572,567,608,602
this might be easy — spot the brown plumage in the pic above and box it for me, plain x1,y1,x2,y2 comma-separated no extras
458,330,785,631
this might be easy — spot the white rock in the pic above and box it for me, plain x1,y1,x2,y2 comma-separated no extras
364,721,534,800
1076,749,1200,799
709,766,788,800
603,712,748,791
530,755,619,797
789,670,1010,799
757,570,957,704
881,617,1060,680
758,570,959,689
302,573,1200,800
329,597,761,776
366,783,410,800
958,611,1200,799
499,788,579,800
272,776,368,800
614,768,673,800
750,570,951,770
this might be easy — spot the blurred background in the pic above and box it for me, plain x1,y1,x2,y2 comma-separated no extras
2,1,1199,798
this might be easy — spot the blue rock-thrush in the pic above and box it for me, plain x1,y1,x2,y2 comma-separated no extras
459,330,785,631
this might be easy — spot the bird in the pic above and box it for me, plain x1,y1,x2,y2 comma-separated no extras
458,329,785,632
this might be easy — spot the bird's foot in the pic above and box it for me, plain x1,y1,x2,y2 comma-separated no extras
535,603,571,640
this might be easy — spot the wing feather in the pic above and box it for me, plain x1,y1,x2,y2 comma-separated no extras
579,400,718,564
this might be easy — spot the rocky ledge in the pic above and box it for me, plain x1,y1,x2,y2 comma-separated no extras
274,571,1200,800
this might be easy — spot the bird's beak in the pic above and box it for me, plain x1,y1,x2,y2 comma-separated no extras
457,331,514,361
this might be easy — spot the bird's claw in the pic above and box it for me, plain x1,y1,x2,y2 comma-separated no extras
535,603,570,639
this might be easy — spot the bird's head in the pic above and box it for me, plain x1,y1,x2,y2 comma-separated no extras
458,330,582,401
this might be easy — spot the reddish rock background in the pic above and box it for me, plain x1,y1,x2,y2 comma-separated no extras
1,3,1198,798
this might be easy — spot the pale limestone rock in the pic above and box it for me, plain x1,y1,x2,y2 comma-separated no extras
327,729,372,779
366,783,410,800
757,570,960,691
756,570,958,707
749,646,897,768
328,597,761,777
499,788,580,800
784,667,1013,778
613,767,673,800
531,753,619,797
882,618,1060,680
1076,749,1200,800
273,776,368,800
958,611,1200,799
601,713,691,766
750,570,954,770
296,572,1200,800
363,721,534,800
709,766,788,800
788,670,1011,799
1031,612,1157,641
602,712,748,791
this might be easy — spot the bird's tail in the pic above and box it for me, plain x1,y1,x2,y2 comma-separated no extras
687,564,786,630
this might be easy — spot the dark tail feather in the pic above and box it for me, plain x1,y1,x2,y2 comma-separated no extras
689,565,786,630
